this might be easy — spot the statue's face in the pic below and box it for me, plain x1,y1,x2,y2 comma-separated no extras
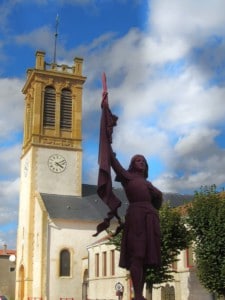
133,156,146,173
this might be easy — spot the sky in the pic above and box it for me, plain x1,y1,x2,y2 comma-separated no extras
0,0,225,249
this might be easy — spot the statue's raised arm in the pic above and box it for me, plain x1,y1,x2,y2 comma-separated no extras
93,73,122,237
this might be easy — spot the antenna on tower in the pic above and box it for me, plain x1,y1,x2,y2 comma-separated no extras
53,14,59,64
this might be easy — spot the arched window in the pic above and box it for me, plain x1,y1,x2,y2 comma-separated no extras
59,249,71,277
82,269,88,300
186,246,194,268
161,284,175,300
43,86,56,127
60,88,72,129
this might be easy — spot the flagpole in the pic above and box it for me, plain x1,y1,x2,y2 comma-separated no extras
53,14,59,64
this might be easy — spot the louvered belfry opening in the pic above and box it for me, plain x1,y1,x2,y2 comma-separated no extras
60,88,72,130
43,86,56,127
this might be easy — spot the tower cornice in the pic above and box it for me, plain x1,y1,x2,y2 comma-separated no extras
23,65,86,94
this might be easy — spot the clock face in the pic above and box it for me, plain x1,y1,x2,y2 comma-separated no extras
48,154,67,173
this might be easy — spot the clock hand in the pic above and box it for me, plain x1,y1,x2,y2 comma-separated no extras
55,162,63,168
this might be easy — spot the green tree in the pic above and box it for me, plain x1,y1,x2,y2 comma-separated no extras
109,202,191,297
187,185,225,297
145,203,191,296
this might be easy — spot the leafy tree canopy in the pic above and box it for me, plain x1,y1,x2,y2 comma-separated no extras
187,185,225,297
145,202,191,288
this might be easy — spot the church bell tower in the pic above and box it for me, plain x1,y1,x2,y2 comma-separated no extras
16,51,86,300
22,50,86,195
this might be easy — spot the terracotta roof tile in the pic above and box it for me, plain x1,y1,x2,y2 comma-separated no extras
0,249,16,256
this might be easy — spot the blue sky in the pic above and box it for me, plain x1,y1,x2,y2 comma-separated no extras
1,0,225,248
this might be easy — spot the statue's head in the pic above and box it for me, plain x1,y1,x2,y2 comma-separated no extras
128,154,148,178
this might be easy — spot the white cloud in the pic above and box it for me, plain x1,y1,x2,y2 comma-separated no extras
150,0,225,40
156,74,225,134
15,26,55,54
0,78,24,139
0,178,20,208
113,120,169,158
153,126,225,193
174,128,218,157
0,177,19,248
0,144,21,177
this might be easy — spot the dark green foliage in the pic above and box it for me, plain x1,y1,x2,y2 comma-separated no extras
108,228,123,252
109,202,191,289
187,185,225,297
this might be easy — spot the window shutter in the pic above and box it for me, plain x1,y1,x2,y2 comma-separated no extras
43,86,56,127
60,89,72,129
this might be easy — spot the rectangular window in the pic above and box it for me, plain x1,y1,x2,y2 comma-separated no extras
60,89,72,129
102,251,107,276
110,250,115,276
95,253,99,277
186,246,194,268
43,86,56,127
